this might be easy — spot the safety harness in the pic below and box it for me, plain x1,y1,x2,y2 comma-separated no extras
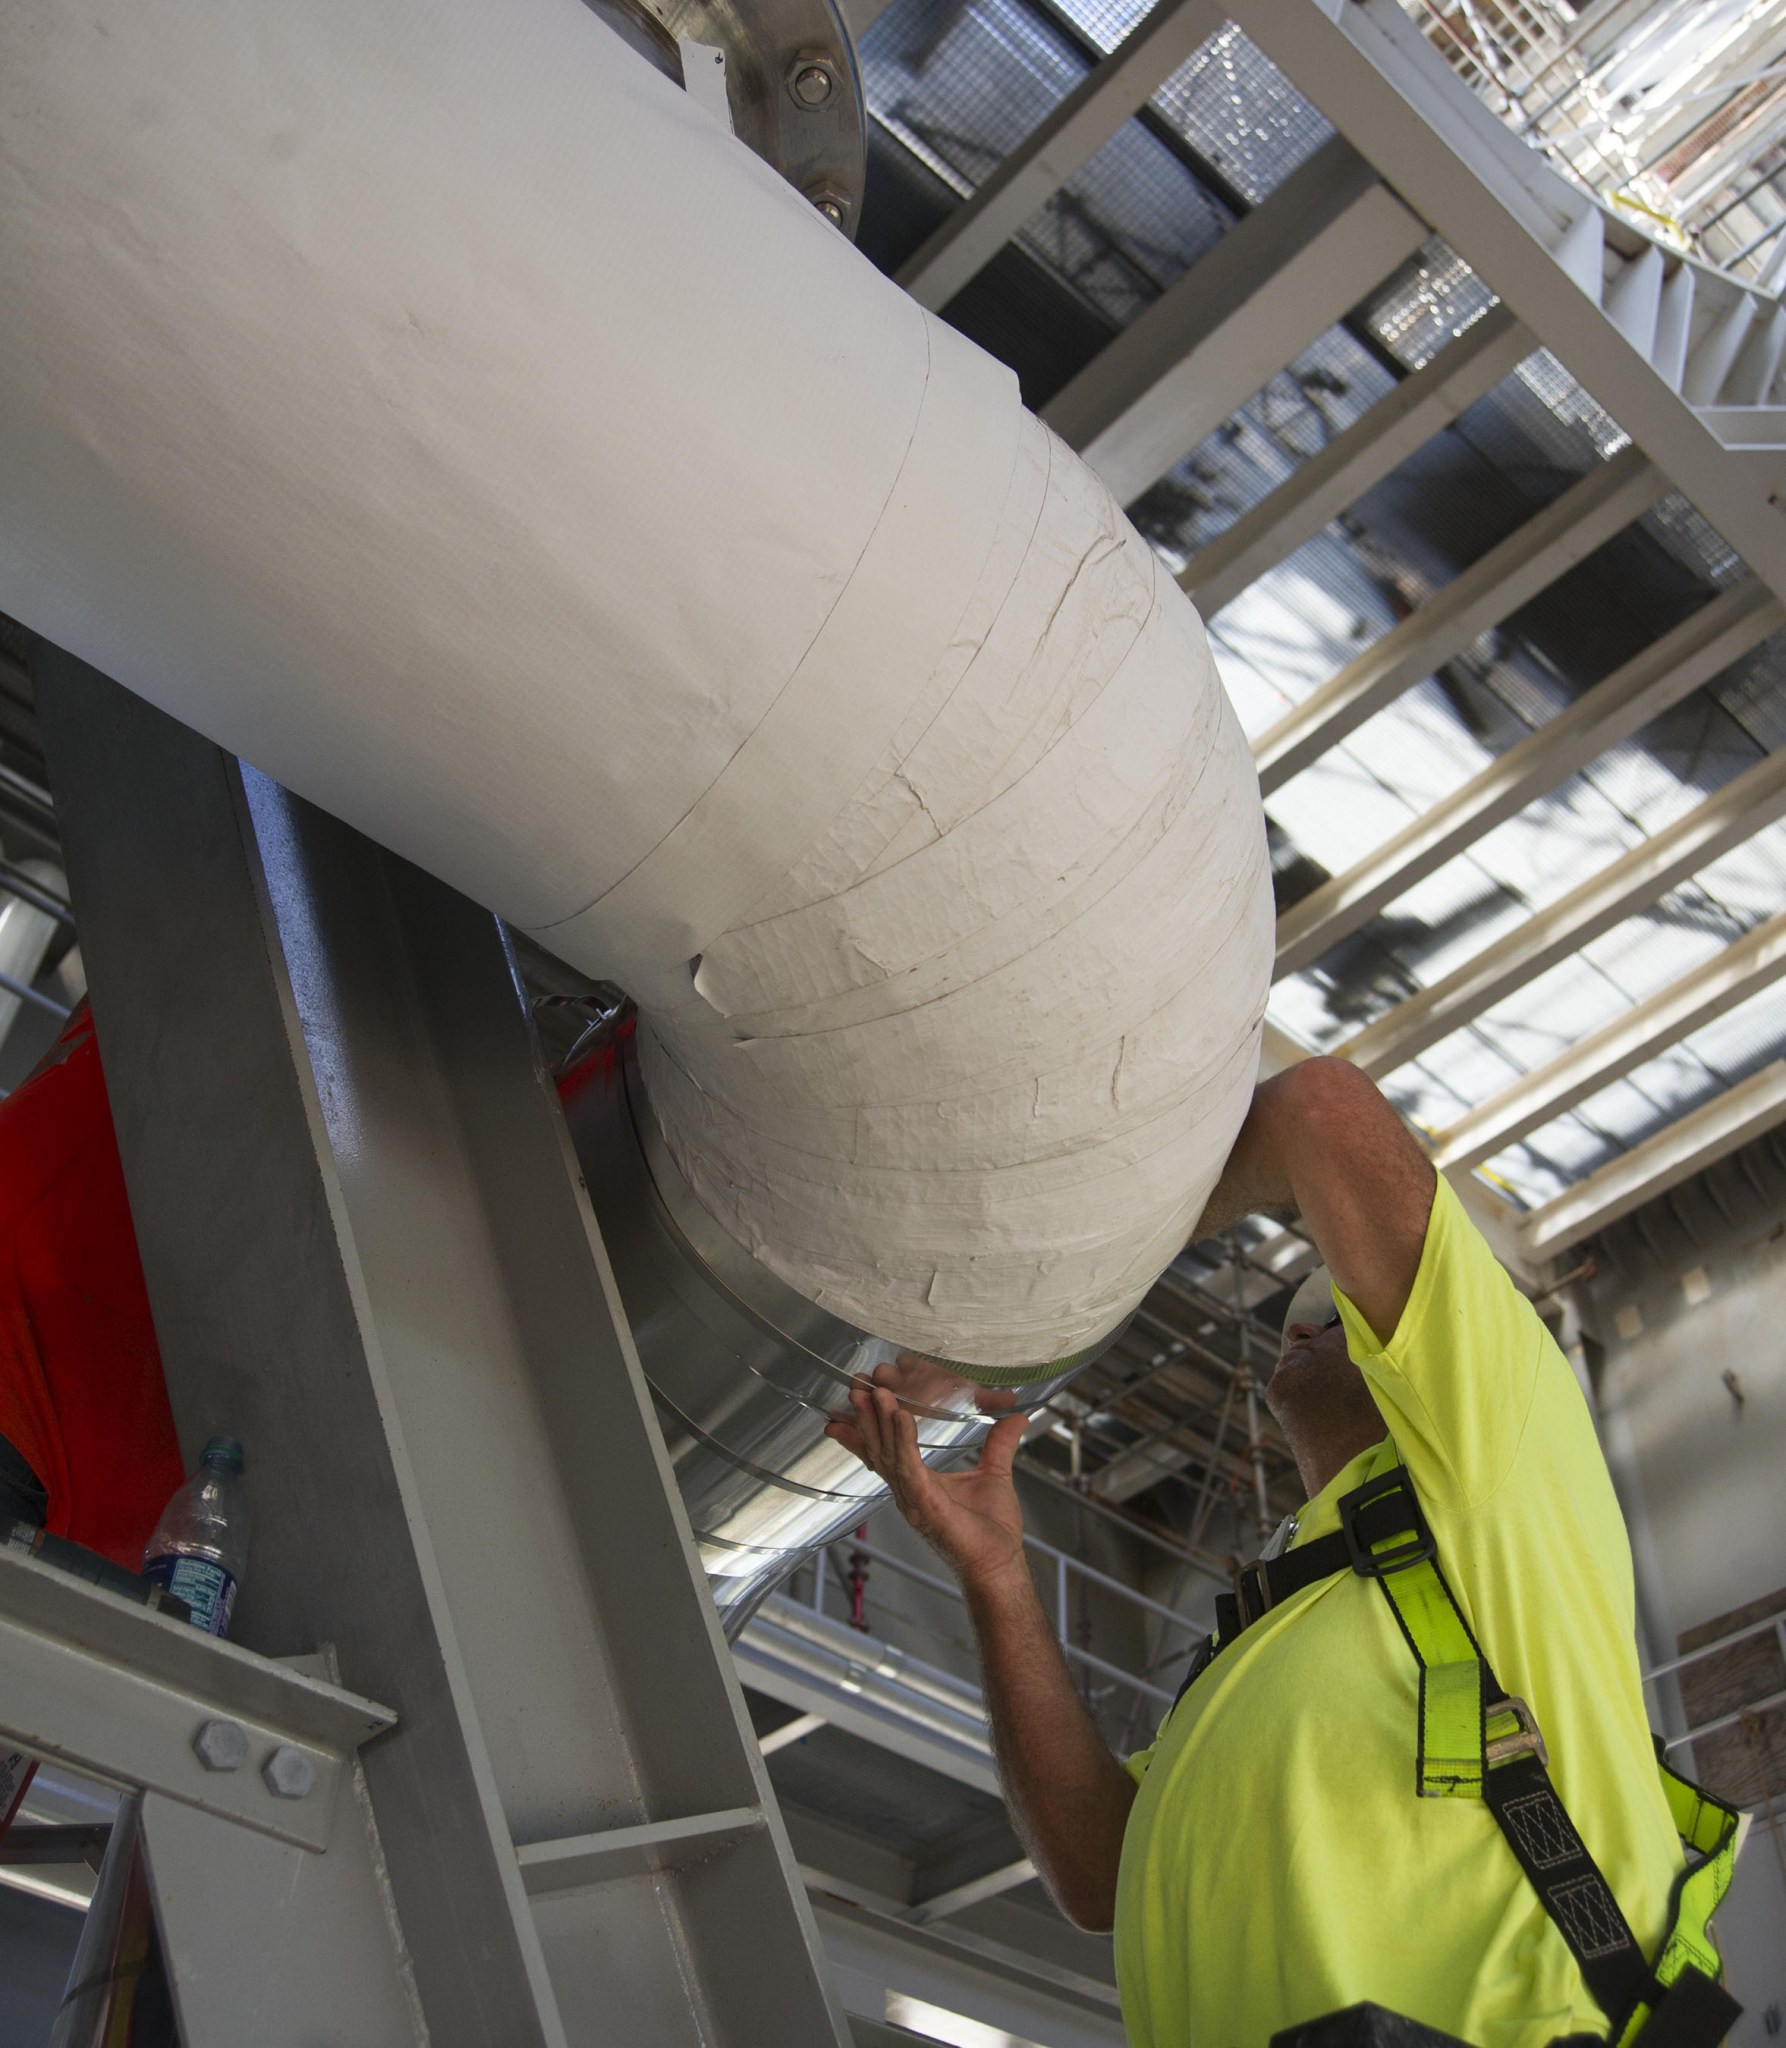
1173,1447,1747,2048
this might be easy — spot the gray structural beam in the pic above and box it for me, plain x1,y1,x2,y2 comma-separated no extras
1274,578,1785,980
738,1597,1001,1797
1520,1059,1786,1259
814,1888,1126,2048
1432,908,1786,1173
760,1710,828,1755
0,1549,423,2047
1254,443,1667,795
143,1782,430,2048
1338,744,1786,1078
1217,0,1786,599
34,648,849,2048
1180,305,1532,620
142,1657,429,2048
1042,136,1427,507
0,1553,390,1858
897,0,1223,312
910,1856,1040,1924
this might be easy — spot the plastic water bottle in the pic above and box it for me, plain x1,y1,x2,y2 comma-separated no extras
142,1437,250,1638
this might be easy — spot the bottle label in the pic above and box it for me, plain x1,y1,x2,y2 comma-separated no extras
144,1556,237,1637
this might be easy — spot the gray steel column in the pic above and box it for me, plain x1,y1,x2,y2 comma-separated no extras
33,645,849,2048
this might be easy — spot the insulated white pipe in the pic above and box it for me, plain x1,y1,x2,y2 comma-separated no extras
0,0,1270,1368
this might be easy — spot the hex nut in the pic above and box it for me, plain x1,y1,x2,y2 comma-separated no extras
192,1718,249,1773
788,58,836,108
261,1744,318,1801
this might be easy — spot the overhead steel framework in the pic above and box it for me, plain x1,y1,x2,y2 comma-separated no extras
852,0,1786,1257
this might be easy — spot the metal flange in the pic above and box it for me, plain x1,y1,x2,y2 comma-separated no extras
580,0,866,235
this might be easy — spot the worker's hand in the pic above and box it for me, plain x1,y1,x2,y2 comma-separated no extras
826,1382,1030,1595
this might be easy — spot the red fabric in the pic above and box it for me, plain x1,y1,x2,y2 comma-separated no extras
0,1006,184,1567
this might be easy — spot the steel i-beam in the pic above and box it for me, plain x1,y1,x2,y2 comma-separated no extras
34,647,850,2048
1253,442,1667,796
1180,304,1533,620
1043,135,1428,507
1337,743,1786,1078
897,0,1225,313
1274,577,1785,980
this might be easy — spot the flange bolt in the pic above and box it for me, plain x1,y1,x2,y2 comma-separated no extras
192,1719,248,1773
806,185,849,227
261,1744,317,1800
789,58,837,108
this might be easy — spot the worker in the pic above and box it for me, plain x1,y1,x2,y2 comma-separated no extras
827,1056,1739,2048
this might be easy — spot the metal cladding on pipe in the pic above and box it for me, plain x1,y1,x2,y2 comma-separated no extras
0,0,1271,1369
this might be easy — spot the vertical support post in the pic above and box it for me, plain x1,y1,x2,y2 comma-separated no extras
1232,1238,1274,1547
33,646,849,2048
1188,1371,1239,1552
1242,1372,1273,1548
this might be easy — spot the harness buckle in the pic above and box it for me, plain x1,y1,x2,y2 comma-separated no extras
1339,1467,1436,1579
1235,1559,1274,1630
1485,1696,1549,1769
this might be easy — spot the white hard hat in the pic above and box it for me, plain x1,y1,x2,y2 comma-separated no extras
1281,1265,1336,1344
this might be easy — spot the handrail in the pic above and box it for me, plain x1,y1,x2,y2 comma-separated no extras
1660,1687,1786,1756
836,1539,1182,1708
1017,1530,1208,1634
819,1519,1783,1759
1640,1611,1785,1684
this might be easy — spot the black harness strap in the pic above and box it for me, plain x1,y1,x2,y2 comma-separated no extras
1162,1467,1735,2048
1170,1477,1433,1710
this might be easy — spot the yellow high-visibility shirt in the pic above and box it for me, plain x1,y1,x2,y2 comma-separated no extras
1114,1177,1681,2048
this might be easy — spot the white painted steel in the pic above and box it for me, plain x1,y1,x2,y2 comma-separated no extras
910,1856,1039,1922
1216,0,1786,602
1254,444,1667,796
1653,265,1696,392
517,1810,767,1891
1603,248,1663,359
142,1787,427,2048
1274,579,1784,979
1179,308,1533,621
1043,137,1428,507
1521,1060,1786,1257
1432,909,1786,1174
737,1596,1001,1795
0,0,1271,1370
759,1710,827,1755
897,0,1224,313
1685,295,1760,404
1728,305,1786,407
1338,745,1786,1079
0,1549,393,1856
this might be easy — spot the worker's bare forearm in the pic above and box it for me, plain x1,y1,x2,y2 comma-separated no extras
1192,1067,1302,1237
1192,1057,1436,1341
963,1561,1136,1932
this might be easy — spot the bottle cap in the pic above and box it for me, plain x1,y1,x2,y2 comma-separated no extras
200,1435,246,1475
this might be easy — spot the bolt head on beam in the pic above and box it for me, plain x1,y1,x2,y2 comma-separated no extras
193,1718,249,1772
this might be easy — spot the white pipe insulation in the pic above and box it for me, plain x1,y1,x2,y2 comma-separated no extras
0,0,1271,1369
